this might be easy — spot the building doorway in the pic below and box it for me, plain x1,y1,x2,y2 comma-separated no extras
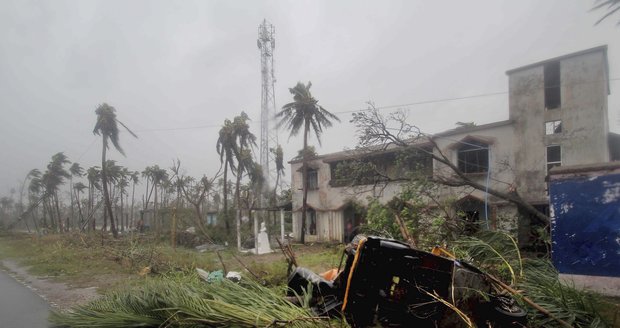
343,203,365,242
457,197,487,235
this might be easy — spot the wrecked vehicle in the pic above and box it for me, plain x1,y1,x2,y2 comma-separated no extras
287,235,527,327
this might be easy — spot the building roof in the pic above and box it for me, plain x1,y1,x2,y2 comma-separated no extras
505,45,610,94
289,120,513,164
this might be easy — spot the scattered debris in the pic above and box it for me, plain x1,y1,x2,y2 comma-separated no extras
195,243,226,253
225,271,242,282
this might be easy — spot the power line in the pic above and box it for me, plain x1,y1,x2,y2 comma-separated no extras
133,77,620,133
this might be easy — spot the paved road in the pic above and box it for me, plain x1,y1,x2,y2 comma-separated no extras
0,269,50,328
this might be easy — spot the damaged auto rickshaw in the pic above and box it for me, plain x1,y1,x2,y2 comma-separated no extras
287,235,527,327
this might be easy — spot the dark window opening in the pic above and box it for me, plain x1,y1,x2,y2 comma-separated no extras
457,198,486,235
519,204,550,253
306,169,318,190
328,149,433,187
545,120,562,135
544,61,561,110
457,141,489,174
306,208,317,235
546,145,561,171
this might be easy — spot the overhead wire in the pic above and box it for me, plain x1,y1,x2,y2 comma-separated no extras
133,77,620,133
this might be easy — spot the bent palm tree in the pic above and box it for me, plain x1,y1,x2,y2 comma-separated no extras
271,145,285,204
276,82,340,243
93,103,137,238
232,112,257,250
216,119,237,234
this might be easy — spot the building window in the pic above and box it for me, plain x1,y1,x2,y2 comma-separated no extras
457,141,489,174
544,61,561,110
545,120,562,135
547,145,561,171
306,169,318,190
306,208,317,235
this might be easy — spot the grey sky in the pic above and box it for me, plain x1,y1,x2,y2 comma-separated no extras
0,0,618,195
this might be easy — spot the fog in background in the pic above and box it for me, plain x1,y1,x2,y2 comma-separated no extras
1,0,618,194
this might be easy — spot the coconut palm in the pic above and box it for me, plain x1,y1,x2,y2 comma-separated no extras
42,152,71,231
141,165,168,235
93,103,137,238
129,171,139,229
86,166,101,231
276,82,340,243
69,162,84,230
232,112,257,249
270,145,285,204
216,119,237,234
73,182,87,229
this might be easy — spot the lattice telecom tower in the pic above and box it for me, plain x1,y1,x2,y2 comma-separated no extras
258,19,277,189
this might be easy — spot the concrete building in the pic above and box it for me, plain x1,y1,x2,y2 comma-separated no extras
289,45,619,244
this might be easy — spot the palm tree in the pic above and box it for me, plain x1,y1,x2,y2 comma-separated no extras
232,112,257,249
276,82,340,243
42,152,71,232
129,171,139,229
73,182,87,230
117,167,130,232
270,145,285,205
93,103,137,238
69,162,84,230
593,0,620,25
86,166,101,231
141,165,168,235
216,119,237,234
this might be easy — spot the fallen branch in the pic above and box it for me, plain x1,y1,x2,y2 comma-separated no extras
231,252,262,282
215,250,227,274
486,273,573,328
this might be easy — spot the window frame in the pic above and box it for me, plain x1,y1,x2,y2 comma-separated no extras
546,145,562,172
544,61,561,110
306,208,317,235
545,120,563,135
457,141,490,174
306,168,319,190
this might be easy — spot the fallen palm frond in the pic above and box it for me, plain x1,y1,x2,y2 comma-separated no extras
517,259,607,328
452,231,608,328
452,231,523,284
50,273,336,328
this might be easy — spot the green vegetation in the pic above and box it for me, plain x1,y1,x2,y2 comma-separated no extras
452,232,613,327
0,233,340,288
50,273,335,328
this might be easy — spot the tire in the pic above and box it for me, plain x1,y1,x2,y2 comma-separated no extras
488,295,528,327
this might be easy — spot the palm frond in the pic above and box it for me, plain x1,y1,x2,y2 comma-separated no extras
51,273,335,328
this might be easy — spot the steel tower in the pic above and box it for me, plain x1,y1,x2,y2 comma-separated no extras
257,19,277,190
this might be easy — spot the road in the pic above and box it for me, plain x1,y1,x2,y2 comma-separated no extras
0,269,50,328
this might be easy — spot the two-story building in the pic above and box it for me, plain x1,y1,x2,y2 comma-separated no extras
289,45,619,244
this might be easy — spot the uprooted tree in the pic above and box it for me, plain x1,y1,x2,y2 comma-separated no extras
348,104,550,226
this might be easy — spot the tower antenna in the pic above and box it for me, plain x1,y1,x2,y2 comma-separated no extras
258,19,277,192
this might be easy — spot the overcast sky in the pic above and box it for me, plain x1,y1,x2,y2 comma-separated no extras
0,0,618,195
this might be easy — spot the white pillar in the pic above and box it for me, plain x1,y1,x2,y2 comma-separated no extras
280,208,285,242
253,211,259,255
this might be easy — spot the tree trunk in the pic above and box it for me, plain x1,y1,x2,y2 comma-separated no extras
130,183,135,229
75,190,84,229
154,184,159,237
235,146,245,250
223,164,229,234
120,190,124,233
101,139,118,238
300,120,310,244
70,178,75,231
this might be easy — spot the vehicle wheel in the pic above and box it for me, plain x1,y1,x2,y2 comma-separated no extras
488,295,528,327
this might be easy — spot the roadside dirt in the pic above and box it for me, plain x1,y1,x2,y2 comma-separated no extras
0,259,100,310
